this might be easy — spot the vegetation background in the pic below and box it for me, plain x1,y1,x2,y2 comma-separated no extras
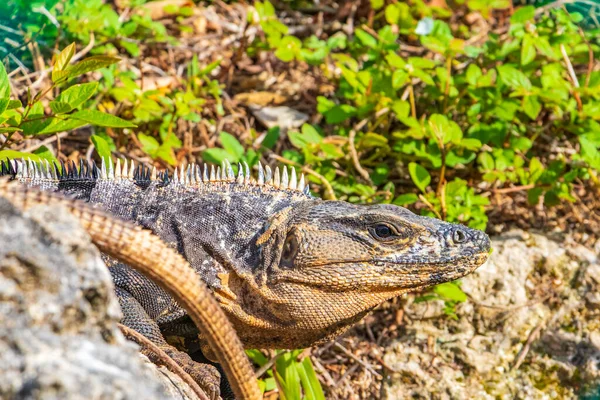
0,0,598,398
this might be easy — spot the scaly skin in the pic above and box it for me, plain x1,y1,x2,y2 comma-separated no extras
0,179,261,400
1,158,491,394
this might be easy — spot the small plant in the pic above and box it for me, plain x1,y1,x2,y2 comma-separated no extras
0,43,134,163
246,349,325,400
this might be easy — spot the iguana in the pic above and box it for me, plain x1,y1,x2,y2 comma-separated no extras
0,158,491,398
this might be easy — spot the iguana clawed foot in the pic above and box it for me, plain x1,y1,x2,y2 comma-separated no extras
162,346,222,400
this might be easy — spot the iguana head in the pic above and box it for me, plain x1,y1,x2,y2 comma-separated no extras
217,199,490,349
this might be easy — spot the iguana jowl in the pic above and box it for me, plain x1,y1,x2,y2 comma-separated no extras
1,158,490,391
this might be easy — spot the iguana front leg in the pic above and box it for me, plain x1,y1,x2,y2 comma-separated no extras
116,286,221,399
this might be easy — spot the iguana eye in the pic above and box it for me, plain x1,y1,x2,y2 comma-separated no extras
369,223,397,241
281,233,298,267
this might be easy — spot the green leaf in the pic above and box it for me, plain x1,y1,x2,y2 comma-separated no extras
32,145,58,164
297,357,325,400
523,95,541,120
202,148,233,165
0,150,50,163
0,61,10,115
429,114,462,145
408,162,431,193
393,193,419,205
91,133,112,162
219,132,244,160
434,281,467,302
521,35,536,66
66,55,121,79
262,126,280,150
138,133,160,156
50,82,98,114
511,5,535,23
497,65,532,90
478,152,495,170
70,110,136,128
52,43,76,82
355,29,378,49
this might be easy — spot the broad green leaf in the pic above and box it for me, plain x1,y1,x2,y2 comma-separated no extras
0,150,49,163
511,5,535,23
434,282,467,302
52,43,76,82
202,148,234,165
91,133,113,162
393,193,419,205
497,65,532,90
50,82,98,114
7,99,22,110
32,145,58,164
429,114,462,145
521,35,536,66
138,133,160,156
466,64,482,86
219,132,244,160
478,152,495,170
66,55,121,79
70,110,136,128
355,29,378,48
359,132,388,149
408,162,431,193
0,127,21,133
0,61,10,115
523,95,541,120
262,127,280,149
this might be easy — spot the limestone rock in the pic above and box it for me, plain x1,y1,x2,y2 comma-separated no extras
0,198,196,400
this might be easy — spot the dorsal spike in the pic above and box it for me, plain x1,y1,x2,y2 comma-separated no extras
194,164,202,185
298,173,306,192
216,166,222,181
129,161,135,180
44,160,51,179
203,163,209,182
303,184,310,195
151,166,157,181
39,160,48,179
274,166,281,188
187,164,193,185
122,159,128,179
244,162,250,184
115,158,122,179
224,159,235,181
265,165,273,184
88,161,96,179
29,159,37,179
257,162,265,185
107,158,114,180
173,167,179,184
180,163,185,183
79,159,85,178
289,167,297,190
69,160,77,179
19,158,27,178
100,158,107,179
281,166,289,189
210,165,216,181
236,163,244,184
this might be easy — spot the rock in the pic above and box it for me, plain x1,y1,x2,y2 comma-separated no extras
0,198,196,400
249,105,309,132
382,229,600,400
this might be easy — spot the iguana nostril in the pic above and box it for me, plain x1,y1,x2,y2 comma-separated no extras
453,229,467,244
